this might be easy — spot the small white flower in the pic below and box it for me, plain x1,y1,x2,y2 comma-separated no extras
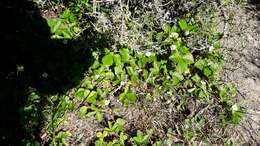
169,32,179,38
104,100,110,106
201,81,206,85
170,44,177,50
145,52,152,57
232,104,239,112
209,46,214,52
42,72,48,78
184,31,190,36
17,65,24,72
95,74,100,79
136,51,143,55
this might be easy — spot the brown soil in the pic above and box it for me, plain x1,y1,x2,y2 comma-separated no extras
220,2,260,144
62,112,104,145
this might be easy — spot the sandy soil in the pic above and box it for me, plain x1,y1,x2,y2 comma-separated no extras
220,2,260,144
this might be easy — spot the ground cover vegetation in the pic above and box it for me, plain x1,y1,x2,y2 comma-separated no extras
0,0,248,145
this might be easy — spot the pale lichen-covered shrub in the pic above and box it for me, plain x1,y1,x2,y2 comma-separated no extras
87,0,226,52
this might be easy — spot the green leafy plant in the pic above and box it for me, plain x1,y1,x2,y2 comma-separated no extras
131,129,153,145
50,131,71,146
219,84,243,124
79,105,104,122
119,86,137,104
95,119,127,146
47,8,82,39
36,2,244,144
104,118,126,133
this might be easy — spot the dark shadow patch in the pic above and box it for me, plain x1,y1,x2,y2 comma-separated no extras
247,0,260,21
0,0,112,145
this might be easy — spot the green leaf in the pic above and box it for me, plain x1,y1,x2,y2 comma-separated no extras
133,136,142,145
87,91,97,104
61,9,71,19
108,118,126,133
231,110,243,124
171,25,180,33
115,66,123,76
61,9,77,23
61,29,72,39
198,90,207,98
187,24,196,32
133,130,150,145
191,74,201,83
102,54,114,66
116,118,126,126
75,88,89,98
96,132,103,138
188,87,196,93
195,59,206,70
143,69,149,80
126,66,134,75
48,19,62,33
86,111,96,117
142,135,150,144
95,112,103,122
113,54,122,66
126,66,139,81
170,71,184,85
169,51,181,63
179,19,188,31
79,106,88,117
120,48,130,62
219,84,237,104
83,79,94,89
146,52,156,61
156,32,164,42
105,71,115,80
91,60,100,69
163,24,171,33
126,92,137,103
203,67,212,77
177,60,188,73
119,132,128,144
183,53,194,64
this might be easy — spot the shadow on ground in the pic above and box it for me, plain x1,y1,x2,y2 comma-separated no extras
0,0,111,145
247,0,260,21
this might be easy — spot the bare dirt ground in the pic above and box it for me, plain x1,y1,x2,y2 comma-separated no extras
220,1,260,144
